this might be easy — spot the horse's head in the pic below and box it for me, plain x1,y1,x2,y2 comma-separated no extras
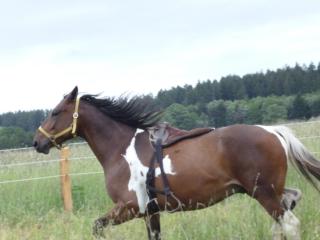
33,86,80,154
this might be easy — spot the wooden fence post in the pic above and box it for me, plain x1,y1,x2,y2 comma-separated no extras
60,147,73,212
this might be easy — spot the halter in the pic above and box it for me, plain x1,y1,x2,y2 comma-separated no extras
38,97,80,149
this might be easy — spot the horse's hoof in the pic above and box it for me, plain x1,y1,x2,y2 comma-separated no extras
92,219,106,238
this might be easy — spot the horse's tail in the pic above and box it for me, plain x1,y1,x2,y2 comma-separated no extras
271,125,320,193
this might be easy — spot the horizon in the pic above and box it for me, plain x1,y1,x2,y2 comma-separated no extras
0,60,318,114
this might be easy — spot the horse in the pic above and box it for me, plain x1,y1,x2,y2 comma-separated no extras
33,86,320,240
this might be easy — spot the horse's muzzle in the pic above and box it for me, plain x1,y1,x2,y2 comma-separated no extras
33,139,50,154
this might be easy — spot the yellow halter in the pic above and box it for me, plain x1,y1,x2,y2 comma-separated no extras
38,97,80,149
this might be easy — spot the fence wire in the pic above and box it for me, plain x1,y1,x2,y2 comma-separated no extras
0,171,104,184
0,156,95,168
1,119,320,184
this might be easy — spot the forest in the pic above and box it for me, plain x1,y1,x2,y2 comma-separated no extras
1,62,320,149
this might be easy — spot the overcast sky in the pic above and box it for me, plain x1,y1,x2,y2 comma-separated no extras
1,0,320,113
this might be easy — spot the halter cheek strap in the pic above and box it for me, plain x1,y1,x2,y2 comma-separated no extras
38,97,80,149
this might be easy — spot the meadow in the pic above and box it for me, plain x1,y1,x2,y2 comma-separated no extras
1,121,320,240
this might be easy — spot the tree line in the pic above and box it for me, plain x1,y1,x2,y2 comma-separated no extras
1,62,320,149
0,110,48,149
156,63,320,107
162,93,319,130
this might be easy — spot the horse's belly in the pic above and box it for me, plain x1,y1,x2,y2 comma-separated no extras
155,170,240,211
154,135,236,210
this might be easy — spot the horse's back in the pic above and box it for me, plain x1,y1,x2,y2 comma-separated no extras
164,124,287,173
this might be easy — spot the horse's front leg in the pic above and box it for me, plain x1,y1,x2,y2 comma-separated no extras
145,212,161,240
92,201,136,238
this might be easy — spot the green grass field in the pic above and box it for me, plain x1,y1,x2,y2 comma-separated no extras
1,122,320,240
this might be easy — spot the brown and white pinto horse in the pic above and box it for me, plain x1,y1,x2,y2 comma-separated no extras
33,87,320,240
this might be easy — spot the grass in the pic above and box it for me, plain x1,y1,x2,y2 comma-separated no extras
1,121,320,239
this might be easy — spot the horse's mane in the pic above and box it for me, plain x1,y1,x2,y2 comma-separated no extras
80,94,163,129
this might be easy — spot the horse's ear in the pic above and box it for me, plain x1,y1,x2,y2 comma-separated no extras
68,86,78,101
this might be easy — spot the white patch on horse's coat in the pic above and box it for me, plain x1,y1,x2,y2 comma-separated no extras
272,210,300,240
122,129,176,214
281,210,301,240
271,222,283,240
256,125,288,157
155,155,175,176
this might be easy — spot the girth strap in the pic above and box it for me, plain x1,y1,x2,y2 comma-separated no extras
146,138,173,213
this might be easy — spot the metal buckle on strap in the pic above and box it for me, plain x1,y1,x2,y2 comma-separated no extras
38,126,63,149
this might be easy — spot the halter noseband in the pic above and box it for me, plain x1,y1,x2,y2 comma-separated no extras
38,97,80,149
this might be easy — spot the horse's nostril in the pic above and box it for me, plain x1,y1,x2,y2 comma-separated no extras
33,141,38,148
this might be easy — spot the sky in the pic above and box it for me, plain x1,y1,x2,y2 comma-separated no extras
1,0,320,113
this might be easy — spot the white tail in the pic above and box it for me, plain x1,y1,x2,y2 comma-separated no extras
271,126,320,192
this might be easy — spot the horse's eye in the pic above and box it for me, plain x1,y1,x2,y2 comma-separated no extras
51,110,60,116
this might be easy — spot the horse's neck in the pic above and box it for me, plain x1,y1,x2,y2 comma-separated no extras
78,105,136,170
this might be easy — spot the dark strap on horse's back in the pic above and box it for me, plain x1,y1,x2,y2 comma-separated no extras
155,139,171,195
146,165,159,214
146,138,173,214
146,140,160,214
148,123,214,148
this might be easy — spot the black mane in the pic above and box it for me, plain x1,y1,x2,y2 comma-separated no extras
80,94,163,129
